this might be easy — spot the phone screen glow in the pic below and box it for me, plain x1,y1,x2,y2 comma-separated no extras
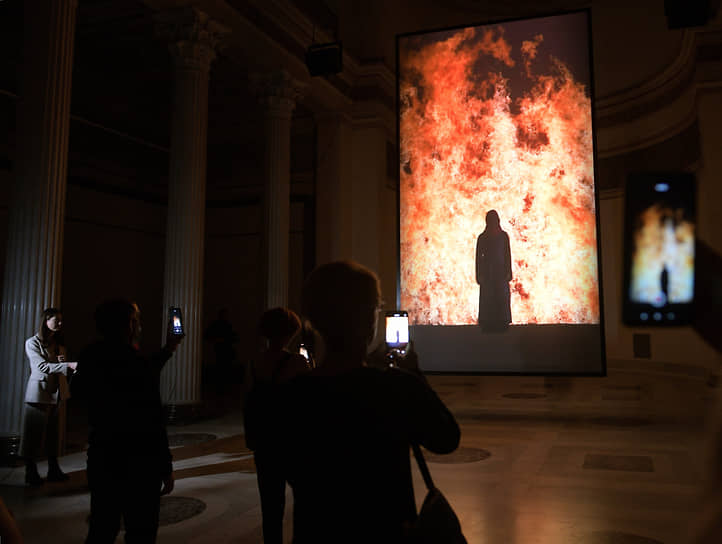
386,316,409,345
171,311,183,334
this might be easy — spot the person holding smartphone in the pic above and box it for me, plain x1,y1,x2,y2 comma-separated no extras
244,307,309,544
279,261,460,543
72,299,182,543
21,307,78,486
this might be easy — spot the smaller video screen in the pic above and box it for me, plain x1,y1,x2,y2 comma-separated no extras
623,173,696,326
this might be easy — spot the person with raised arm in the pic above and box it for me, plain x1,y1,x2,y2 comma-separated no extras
72,299,183,543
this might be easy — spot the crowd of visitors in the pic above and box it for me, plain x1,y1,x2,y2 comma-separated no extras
10,260,460,543
9,260,720,544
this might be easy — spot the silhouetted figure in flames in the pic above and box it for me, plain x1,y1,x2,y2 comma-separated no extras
475,210,512,331
660,264,669,305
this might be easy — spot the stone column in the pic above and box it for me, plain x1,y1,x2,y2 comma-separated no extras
350,125,386,272
156,8,227,420
0,0,77,458
251,71,305,309
315,112,354,264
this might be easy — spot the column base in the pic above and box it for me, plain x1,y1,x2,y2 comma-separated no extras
0,435,23,467
164,403,202,426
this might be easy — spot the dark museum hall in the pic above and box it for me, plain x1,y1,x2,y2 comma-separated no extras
0,0,721,543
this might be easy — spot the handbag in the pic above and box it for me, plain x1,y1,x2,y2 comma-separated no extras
408,444,468,544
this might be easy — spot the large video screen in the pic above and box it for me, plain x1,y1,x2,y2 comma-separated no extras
398,10,605,374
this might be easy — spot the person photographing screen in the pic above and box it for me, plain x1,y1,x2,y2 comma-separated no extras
279,261,460,543
72,299,183,543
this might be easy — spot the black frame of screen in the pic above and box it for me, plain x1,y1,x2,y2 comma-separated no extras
394,8,607,376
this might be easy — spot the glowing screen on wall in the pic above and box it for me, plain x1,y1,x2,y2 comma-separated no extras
398,11,600,329
622,173,695,327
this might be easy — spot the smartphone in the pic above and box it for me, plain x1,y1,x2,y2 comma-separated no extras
299,344,309,361
622,173,696,326
385,311,409,353
169,307,184,336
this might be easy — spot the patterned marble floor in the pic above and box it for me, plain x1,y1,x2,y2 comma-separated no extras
1,358,718,544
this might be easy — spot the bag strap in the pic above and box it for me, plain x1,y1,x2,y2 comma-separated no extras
411,443,435,492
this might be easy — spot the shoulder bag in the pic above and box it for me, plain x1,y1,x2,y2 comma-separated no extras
408,444,468,544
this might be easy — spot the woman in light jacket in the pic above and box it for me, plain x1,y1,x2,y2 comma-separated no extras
21,308,77,485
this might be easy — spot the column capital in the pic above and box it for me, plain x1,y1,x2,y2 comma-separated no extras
155,7,229,71
314,109,353,128
250,70,307,116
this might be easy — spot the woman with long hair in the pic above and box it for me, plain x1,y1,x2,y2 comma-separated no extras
21,307,77,485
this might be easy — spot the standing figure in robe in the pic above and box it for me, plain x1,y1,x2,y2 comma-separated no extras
476,210,512,331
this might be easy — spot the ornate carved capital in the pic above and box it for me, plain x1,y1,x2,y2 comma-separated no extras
155,7,229,71
168,41,217,72
250,70,307,116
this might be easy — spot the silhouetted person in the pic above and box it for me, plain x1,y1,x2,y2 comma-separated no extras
243,307,309,544
21,308,77,486
476,210,512,330
660,264,669,303
279,261,460,543
204,308,240,403
72,299,182,543
204,308,238,369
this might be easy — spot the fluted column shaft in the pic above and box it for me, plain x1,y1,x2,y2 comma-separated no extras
315,112,353,264
157,9,225,408
0,0,77,449
263,102,293,309
252,72,305,309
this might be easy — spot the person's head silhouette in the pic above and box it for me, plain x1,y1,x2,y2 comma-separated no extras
258,307,301,351
302,261,381,362
94,299,138,344
485,210,501,233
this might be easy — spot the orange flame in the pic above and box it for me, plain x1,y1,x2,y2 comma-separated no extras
399,23,599,325
521,34,544,77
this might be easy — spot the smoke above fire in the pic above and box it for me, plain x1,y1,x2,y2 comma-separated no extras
399,18,600,325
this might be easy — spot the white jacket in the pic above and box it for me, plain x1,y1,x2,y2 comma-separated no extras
24,335,69,404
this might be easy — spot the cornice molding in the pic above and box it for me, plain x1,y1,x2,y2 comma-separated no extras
595,24,722,158
223,0,395,135
595,120,701,191
246,0,352,86
595,30,697,113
